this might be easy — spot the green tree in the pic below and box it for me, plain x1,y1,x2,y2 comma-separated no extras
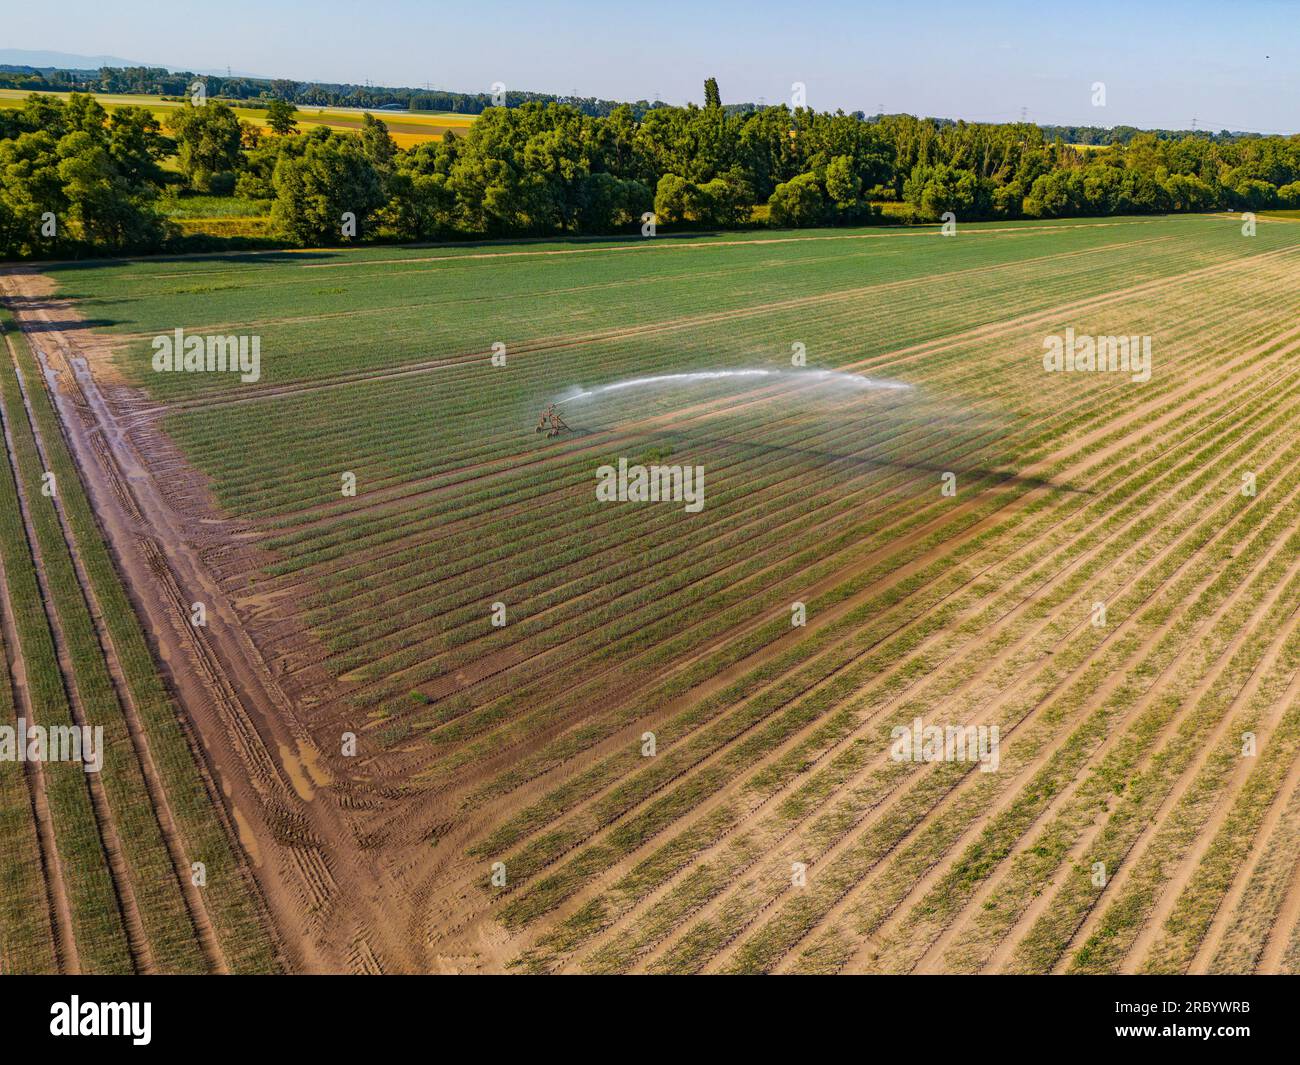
57,129,168,250
107,106,168,186
1228,177,1277,211
578,171,651,231
903,162,993,220
385,139,457,239
697,170,753,226
0,95,169,257
767,172,825,226
359,113,396,169
265,98,299,136
271,133,386,243
166,102,243,190
653,173,706,224
704,77,721,110
0,131,67,257
235,128,312,200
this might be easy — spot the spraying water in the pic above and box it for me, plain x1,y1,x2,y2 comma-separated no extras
561,368,912,402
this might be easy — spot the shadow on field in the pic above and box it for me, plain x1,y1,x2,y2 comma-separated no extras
8,317,121,332
0,293,121,331
437,230,726,251
38,250,342,270
654,430,1083,495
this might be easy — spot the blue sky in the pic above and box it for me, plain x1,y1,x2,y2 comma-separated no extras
8,0,1299,131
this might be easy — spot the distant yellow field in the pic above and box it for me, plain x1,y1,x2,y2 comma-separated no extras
0,88,475,144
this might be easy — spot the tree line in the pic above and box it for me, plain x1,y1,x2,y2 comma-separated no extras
0,64,666,118
3,84,1300,259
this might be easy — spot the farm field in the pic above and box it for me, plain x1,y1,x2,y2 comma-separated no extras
5,212,1300,974
0,87,473,146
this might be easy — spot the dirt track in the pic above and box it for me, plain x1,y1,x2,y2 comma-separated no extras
1,268,428,973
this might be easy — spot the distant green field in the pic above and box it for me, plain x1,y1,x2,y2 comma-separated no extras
159,194,267,219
